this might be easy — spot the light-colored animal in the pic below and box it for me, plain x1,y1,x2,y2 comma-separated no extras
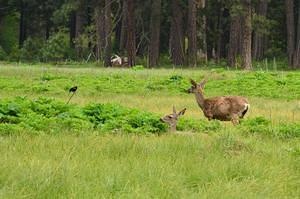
110,54,128,67
188,79,250,125
160,106,186,132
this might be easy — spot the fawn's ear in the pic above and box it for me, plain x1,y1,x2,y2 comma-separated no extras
190,79,197,86
178,108,186,116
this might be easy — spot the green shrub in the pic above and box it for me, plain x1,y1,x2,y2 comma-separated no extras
177,118,221,132
0,14,19,54
277,123,300,139
126,111,167,133
0,123,25,136
145,75,189,94
19,37,44,61
239,116,271,135
0,46,7,60
41,31,74,62
83,103,167,134
0,98,168,135
239,117,300,139
132,65,145,71
7,45,21,61
0,100,23,124
29,98,69,117
0,97,90,135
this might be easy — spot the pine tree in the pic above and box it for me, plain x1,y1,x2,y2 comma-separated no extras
148,0,162,67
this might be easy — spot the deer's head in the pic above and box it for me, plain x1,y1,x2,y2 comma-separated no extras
160,106,186,132
187,79,207,94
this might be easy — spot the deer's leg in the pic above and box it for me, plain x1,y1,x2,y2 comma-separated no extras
205,112,213,121
231,115,240,125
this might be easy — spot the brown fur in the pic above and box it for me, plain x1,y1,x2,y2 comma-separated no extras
188,79,250,125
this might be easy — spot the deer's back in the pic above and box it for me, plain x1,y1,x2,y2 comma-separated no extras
204,96,249,120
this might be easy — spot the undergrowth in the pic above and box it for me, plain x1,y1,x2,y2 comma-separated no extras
0,97,167,135
0,97,299,138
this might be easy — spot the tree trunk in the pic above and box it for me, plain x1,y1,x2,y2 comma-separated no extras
292,2,300,68
241,0,252,70
187,0,197,66
0,17,2,34
87,6,93,50
228,14,242,67
19,1,27,48
198,0,207,63
115,16,122,53
170,0,184,66
75,0,86,58
285,0,295,66
216,4,225,62
126,0,136,66
45,18,50,40
221,8,230,59
104,0,112,67
69,11,76,48
95,1,105,60
253,0,268,60
148,0,162,67
120,0,128,53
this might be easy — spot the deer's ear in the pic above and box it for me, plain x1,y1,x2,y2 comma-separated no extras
190,79,197,86
173,106,176,114
178,108,186,116
200,79,207,88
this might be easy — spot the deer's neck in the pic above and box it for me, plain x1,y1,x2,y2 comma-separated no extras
169,124,177,132
194,90,205,110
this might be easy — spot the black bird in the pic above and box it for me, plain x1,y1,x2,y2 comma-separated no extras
67,86,78,104
69,86,78,93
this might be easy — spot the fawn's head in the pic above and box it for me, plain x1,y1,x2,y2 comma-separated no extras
187,79,207,94
160,106,186,131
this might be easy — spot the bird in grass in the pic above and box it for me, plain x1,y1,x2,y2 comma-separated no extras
69,86,78,93
67,86,78,104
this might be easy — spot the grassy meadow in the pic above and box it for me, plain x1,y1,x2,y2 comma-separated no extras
0,63,299,198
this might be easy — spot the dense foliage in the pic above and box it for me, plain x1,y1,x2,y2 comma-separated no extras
0,97,167,135
0,0,299,68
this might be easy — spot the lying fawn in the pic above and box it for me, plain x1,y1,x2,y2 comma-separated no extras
160,106,186,132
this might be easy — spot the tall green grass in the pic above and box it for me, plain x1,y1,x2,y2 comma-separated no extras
0,134,299,198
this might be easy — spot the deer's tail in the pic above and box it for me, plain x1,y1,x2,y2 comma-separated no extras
241,103,250,118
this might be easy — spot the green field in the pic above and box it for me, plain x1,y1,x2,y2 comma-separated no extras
0,64,299,198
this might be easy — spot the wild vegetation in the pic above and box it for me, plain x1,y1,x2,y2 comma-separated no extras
0,64,299,197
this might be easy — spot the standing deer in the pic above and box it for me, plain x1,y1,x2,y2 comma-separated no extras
188,79,250,125
160,106,186,132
